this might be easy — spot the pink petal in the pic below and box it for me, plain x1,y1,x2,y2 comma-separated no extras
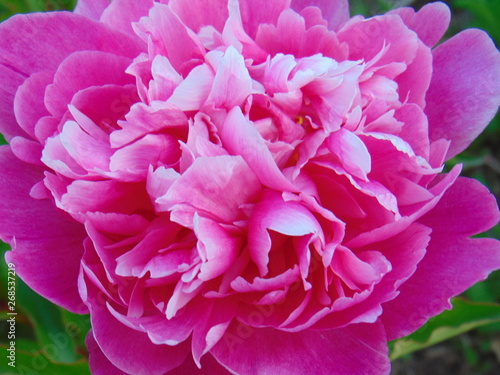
167,352,230,374
9,136,43,166
195,215,240,281
206,46,252,109
100,0,155,36
382,177,500,340
84,288,190,375
169,0,229,32
135,3,205,74
426,29,500,159
0,12,143,75
338,14,418,66
45,51,135,118
111,102,188,148
0,64,27,141
86,330,128,375
1,147,87,313
389,2,451,47
109,133,181,181
326,128,371,181
238,0,291,38
157,155,261,225
71,84,139,133
248,192,321,276
13,70,53,140
291,0,350,30
211,320,390,375
220,107,297,192
74,0,110,19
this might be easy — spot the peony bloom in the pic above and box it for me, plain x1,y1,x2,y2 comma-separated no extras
1,0,500,373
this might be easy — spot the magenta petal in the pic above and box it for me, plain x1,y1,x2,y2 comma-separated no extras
0,64,27,141
86,298,190,375
382,177,500,340
0,12,143,75
45,51,134,118
426,29,500,159
14,70,53,140
1,147,87,313
166,352,230,374
291,0,350,30
86,331,128,375
212,321,390,375
389,2,450,47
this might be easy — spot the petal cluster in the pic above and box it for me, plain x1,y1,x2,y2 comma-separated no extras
1,1,499,374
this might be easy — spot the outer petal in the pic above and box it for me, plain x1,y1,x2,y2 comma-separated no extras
291,0,350,30
388,2,450,47
426,29,500,159
84,286,190,375
166,352,230,374
86,331,128,375
0,147,87,313
211,320,390,375
0,11,143,140
381,177,500,340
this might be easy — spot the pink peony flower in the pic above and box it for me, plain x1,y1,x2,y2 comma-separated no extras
1,0,500,373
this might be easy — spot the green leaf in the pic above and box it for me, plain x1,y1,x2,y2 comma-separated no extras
15,278,82,364
0,343,90,375
389,298,500,360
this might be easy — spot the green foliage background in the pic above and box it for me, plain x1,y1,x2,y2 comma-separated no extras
0,1,499,374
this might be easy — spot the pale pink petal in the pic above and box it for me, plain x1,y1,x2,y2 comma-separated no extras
326,128,371,181
109,133,181,181
389,2,451,47
100,0,155,35
206,46,252,109
157,155,261,224
220,107,297,192
426,29,500,159
248,192,321,276
1,147,87,313
291,0,350,30
211,321,390,375
135,3,205,74
74,0,110,19
195,215,240,281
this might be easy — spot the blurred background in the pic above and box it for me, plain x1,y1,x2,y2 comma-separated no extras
0,0,499,374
